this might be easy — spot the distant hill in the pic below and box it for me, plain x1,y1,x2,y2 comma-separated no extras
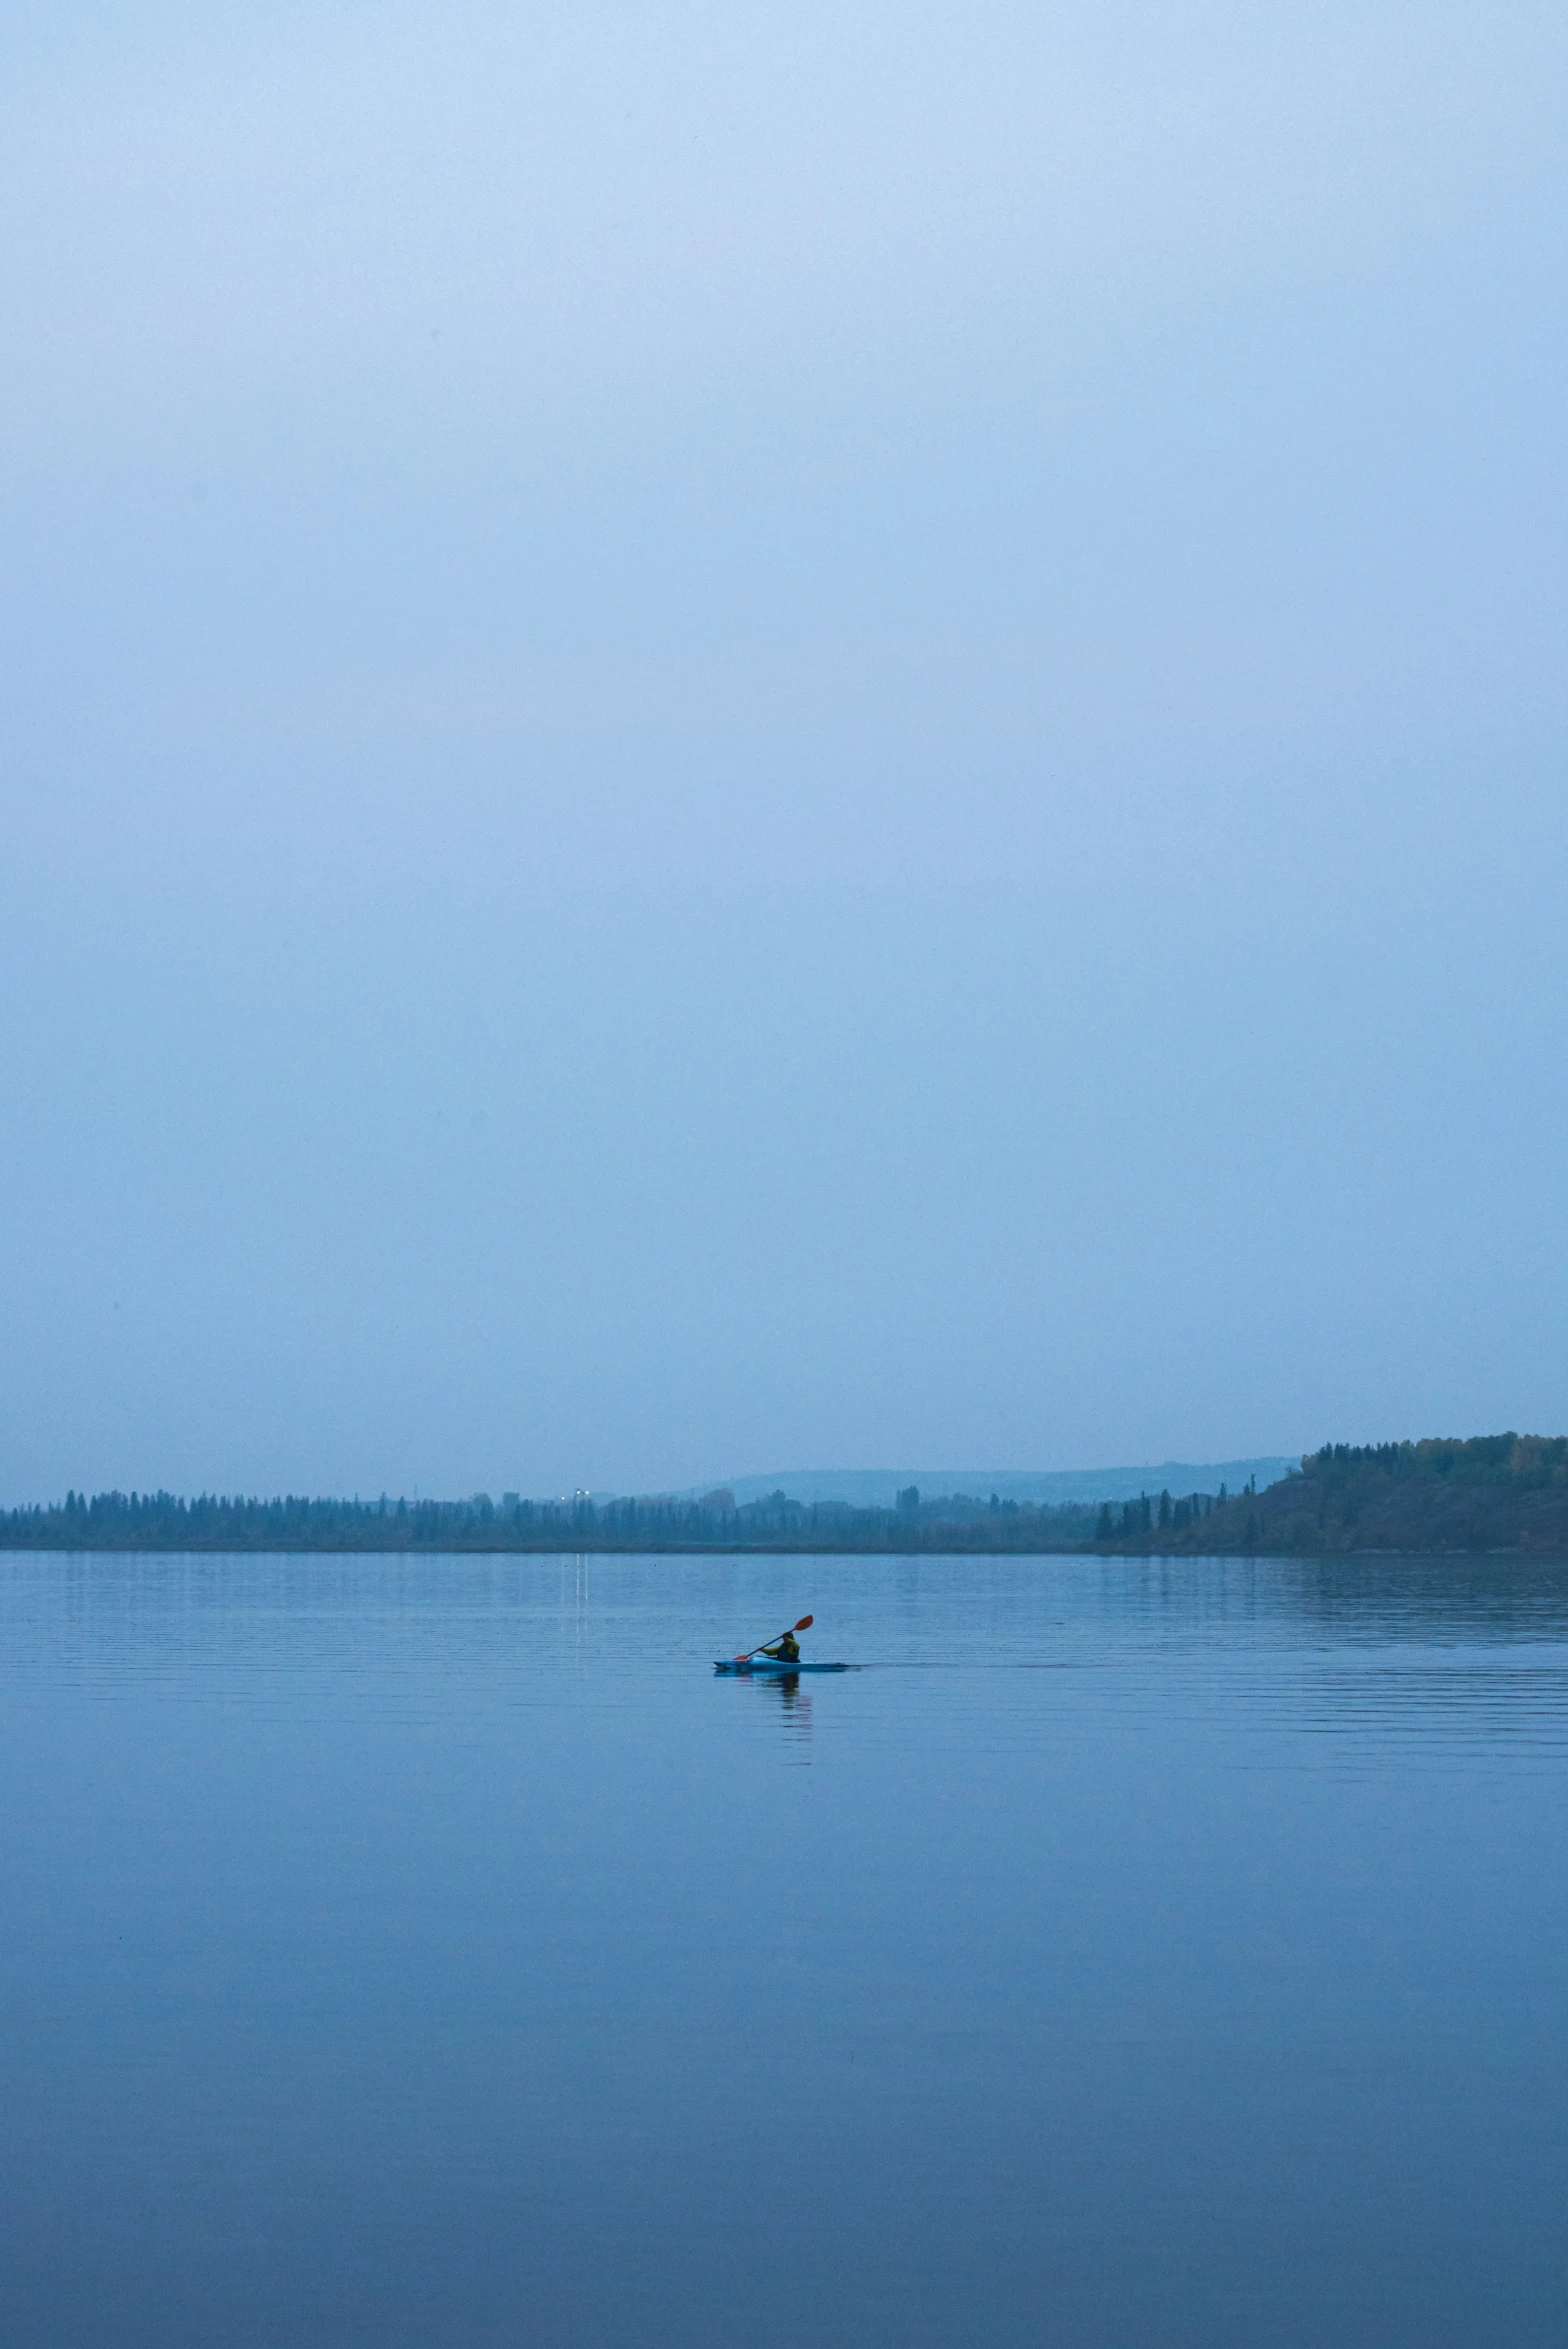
695,1460,1299,1510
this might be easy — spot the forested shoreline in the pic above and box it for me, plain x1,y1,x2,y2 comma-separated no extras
1144,1436,1568,1556
0,1484,1105,1554
4,1437,1567,1554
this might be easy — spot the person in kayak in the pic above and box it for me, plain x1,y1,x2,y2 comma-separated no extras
761,1629,801,1662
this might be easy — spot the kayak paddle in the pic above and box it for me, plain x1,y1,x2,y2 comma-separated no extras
734,1614,813,1662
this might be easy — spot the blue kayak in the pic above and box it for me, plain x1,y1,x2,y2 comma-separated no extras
713,1658,850,1675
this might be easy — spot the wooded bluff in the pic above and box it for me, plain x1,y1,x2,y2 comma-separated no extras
3,1437,1566,1552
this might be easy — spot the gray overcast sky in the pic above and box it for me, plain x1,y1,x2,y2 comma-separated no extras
3,1,1565,1500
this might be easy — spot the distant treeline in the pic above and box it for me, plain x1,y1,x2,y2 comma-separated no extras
3,1438,1566,1553
0,1484,1109,1554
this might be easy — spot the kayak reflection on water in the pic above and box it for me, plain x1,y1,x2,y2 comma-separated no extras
761,1668,813,1752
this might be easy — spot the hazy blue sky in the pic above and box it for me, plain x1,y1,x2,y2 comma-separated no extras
3,2,1565,1500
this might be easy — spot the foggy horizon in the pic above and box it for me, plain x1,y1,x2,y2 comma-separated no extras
5,1454,1305,1513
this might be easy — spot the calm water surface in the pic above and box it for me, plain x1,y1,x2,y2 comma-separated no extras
2,1550,1566,2347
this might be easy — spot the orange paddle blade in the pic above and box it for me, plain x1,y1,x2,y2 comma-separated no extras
794,1615,814,1630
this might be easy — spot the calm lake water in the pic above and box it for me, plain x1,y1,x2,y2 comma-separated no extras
2,1550,1566,2347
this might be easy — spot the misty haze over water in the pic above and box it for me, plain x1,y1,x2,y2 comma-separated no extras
4,9,1566,2342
